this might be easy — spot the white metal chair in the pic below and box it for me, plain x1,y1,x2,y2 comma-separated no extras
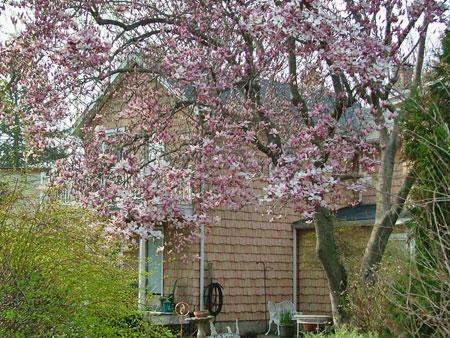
265,301,297,336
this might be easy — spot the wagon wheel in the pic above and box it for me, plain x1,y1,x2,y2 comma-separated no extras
205,282,223,317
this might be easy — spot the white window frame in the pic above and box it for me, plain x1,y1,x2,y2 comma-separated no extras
147,141,166,167
40,171,48,200
146,229,164,296
102,127,125,159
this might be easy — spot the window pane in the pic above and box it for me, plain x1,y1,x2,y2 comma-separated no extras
147,235,163,295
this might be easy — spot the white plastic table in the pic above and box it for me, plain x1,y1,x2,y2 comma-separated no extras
293,314,332,337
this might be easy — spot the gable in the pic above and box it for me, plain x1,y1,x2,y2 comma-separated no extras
76,65,184,134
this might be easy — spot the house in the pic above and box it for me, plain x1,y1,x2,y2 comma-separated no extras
0,167,49,198
76,65,411,335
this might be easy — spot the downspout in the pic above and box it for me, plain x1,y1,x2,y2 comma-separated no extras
200,183,205,311
197,103,206,311
138,238,146,310
293,227,297,310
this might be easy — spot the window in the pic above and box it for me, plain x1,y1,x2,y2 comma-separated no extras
388,233,415,257
269,162,274,179
147,230,164,295
147,141,166,167
103,127,125,160
40,171,48,200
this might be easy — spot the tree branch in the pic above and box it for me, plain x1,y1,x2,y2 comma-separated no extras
89,5,169,32
287,37,310,123
413,23,428,86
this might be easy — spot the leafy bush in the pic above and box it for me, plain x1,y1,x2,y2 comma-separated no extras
331,225,408,336
344,30,450,338
304,327,377,338
279,310,293,325
344,274,407,337
397,29,450,338
0,177,176,337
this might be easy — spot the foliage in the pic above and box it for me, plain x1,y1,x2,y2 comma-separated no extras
0,0,447,323
395,28,450,338
331,225,408,336
0,0,442,241
0,78,66,170
345,273,407,337
304,327,377,338
279,310,293,326
0,177,175,337
344,27,450,338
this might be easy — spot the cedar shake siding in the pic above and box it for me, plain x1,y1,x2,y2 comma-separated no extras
203,205,298,322
81,70,410,324
163,244,199,308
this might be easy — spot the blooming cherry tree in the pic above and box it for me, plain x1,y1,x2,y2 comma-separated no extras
0,0,445,324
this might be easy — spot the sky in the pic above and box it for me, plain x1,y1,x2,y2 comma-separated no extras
0,7,20,42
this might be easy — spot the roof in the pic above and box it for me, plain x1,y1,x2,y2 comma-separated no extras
335,204,376,222
74,61,134,135
292,204,377,229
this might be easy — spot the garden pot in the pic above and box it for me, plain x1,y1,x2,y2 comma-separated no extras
280,324,295,337
163,300,174,312
302,323,316,332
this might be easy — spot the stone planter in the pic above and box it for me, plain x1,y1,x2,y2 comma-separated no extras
280,324,295,337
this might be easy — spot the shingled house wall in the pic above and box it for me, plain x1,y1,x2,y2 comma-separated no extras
163,195,299,324
87,76,299,325
203,204,299,322
163,245,199,309
83,70,410,329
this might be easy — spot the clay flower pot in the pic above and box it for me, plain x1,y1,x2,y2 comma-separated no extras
303,323,317,332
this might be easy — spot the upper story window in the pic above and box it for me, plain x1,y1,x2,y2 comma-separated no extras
147,141,166,167
102,127,125,160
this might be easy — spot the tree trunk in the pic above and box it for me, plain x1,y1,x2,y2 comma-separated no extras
360,121,415,282
360,23,425,280
360,216,395,283
360,127,398,282
360,169,416,282
314,206,349,325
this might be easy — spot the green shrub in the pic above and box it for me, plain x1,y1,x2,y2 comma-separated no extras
332,225,408,336
385,29,450,338
280,310,293,325
304,327,377,338
0,177,174,337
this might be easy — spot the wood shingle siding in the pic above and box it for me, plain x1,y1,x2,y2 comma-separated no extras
164,245,199,308
199,204,298,322
82,68,412,325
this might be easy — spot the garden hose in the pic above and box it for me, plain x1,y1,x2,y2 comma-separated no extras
204,282,223,317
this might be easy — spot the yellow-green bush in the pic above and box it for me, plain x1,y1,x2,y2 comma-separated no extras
0,178,175,337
